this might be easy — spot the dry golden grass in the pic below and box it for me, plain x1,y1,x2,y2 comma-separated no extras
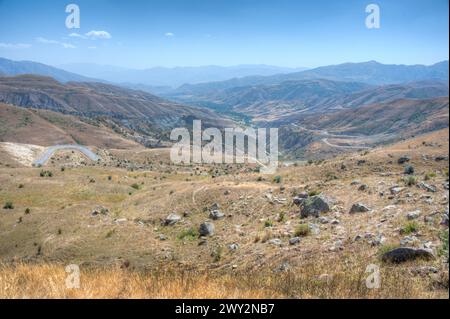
0,129,448,299
0,260,447,299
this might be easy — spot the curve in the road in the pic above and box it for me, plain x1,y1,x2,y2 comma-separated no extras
33,145,100,166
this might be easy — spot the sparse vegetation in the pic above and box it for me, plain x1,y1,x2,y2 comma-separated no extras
404,175,418,186
294,224,310,237
273,175,282,184
39,170,53,178
3,202,14,210
177,228,199,241
401,221,420,235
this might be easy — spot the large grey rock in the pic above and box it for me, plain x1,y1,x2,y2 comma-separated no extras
199,222,215,236
164,213,181,226
300,195,333,218
349,203,371,214
382,247,435,263
398,156,411,165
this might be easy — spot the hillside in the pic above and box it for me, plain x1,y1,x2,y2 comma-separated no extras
0,103,141,149
278,97,449,159
171,79,449,124
0,75,235,138
169,61,449,98
0,57,98,83
0,129,448,298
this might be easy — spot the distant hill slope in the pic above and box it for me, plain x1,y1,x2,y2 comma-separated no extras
279,97,449,159
0,75,235,134
170,79,449,124
0,103,140,149
301,97,449,136
170,60,449,97
0,57,98,83
58,63,308,87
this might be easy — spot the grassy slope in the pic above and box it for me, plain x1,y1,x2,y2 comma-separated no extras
0,129,448,298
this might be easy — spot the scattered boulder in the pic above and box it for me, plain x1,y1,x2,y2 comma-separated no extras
318,216,329,224
435,155,449,162
91,206,109,216
164,213,181,226
268,238,283,246
358,184,369,191
209,210,225,220
390,186,405,195
404,165,415,175
441,209,449,226
228,243,239,251
418,182,437,193
199,222,215,236
293,192,309,206
398,156,411,165
382,247,435,263
349,203,371,214
369,235,385,246
289,237,301,245
406,210,421,220
300,194,334,218
210,203,220,210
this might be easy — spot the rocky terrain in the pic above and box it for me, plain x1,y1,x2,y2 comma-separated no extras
0,129,448,298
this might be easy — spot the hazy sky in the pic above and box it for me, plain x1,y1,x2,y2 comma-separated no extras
0,0,448,68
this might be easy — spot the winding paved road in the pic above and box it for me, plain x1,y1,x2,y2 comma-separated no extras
33,145,100,166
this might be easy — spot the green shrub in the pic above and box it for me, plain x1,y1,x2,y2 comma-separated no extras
439,231,449,259
401,221,419,235
404,176,418,187
3,202,14,209
294,224,310,237
131,183,140,190
264,219,274,228
177,228,199,241
308,190,321,197
273,176,282,184
40,170,53,178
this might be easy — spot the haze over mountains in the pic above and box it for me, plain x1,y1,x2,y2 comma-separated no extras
0,57,99,83
58,63,308,88
0,56,448,158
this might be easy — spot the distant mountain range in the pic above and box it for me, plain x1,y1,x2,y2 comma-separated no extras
0,57,99,83
58,63,308,88
169,78,449,124
0,57,448,157
170,60,449,96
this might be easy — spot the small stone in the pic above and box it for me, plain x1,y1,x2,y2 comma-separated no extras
289,237,301,245
268,238,283,246
209,210,225,220
164,213,181,226
406,210,421,220
199,222,215,236
349,203,371,214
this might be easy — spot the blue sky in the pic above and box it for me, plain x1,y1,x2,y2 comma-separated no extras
0,0,448,68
